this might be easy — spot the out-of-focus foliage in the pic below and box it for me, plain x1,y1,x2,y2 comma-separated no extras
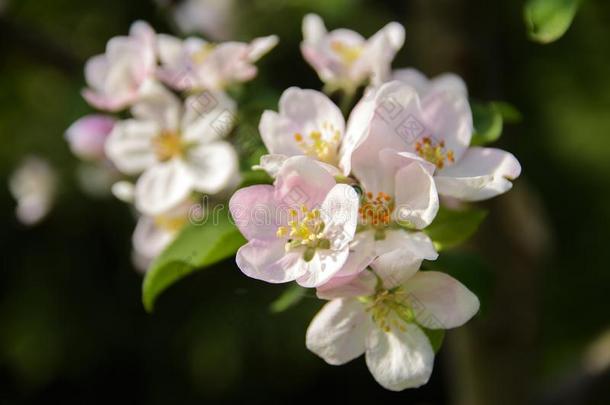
524,0,581,43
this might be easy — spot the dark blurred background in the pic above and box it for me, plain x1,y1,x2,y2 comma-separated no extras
1,0,610,403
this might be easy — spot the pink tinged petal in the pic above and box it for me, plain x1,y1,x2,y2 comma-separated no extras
317,269,376,300
105,119,158,175
421,90,472,162
306,298,371,365
320,184,360,250
65,115,115,161
230,184,282,241
351,81,425,169
274,156,336,209
236,239,305,283
186,141,238,194
84,54,109,91
297,247,350,288
247,35,279,61
365,22,405,86
394,160,439,229
339,87,377,175
111,181,135,203
365,324,434,391
435,147,521,201
134,159,194,215
402,271,480,330
371,229,438,289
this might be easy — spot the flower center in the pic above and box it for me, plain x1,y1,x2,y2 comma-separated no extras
415,137,455,169
193,43,216,65
359,192,394,239
293,121,341,164
152,130,185,162
276,205,331,261
153,214,187,233
366,287,414,333
330,41,363,66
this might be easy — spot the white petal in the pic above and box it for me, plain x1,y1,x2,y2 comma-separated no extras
84,54,109,91
297,247,350,288
435,147,521,201
247,35,279,61
316,269,376,300
132,216,175,262
182,91,236,143
185,141,238,194
421,90,472,162
392,68,468,98
371,229,438,289
131,80,182,129
252,154,288,178
306,298,371,365
134,159,194,215
365,323,434,391
111,181,135,203
365,22,405,85
105,119,158,175
157,34,184,66
402,271,480,329
302,13,327,45
229,184,282,241
236,239,305,283
320,184,359,250
393,160,439,229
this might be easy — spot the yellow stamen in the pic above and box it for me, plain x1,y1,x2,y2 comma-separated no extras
415,137,455,169
330,41,363,65
293,121,342,164
152,130,185,162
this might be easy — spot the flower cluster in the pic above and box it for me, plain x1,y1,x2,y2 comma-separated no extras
66,21,277,269
230,15,521,390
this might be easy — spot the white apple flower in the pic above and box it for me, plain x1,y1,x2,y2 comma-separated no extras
105,80,239,215
82,21,157,111
351,79,521,201
301,13,404,93
157,33,278,92
256,87,374,177
65,115,116,161
306,267,479,391
9,156,57,225
131,198,194,272
230,156,360,288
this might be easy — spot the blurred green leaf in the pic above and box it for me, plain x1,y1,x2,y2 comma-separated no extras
471,101,504,146
422,328,445,353
239,170,273,188
493,101,523,124
269,284,307,313
524,0,581,44
424,207,488,251
142,208,245,312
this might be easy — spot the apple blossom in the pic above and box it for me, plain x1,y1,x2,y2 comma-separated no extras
171,0,234,40
307,267,479,391
65,115,116,161
351,79,521,202
9,156,57,225
82,21,156,111
157,33,278,92
230,156,360,288
301,13,404,93
105,80,239,215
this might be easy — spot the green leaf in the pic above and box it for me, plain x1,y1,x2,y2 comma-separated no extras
142,207,245,312
422,328,445,353
471,101,504,146
492,101,523,124
424,207,488,251
238,170,273,188
269,284,307,313
524,0,581,44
